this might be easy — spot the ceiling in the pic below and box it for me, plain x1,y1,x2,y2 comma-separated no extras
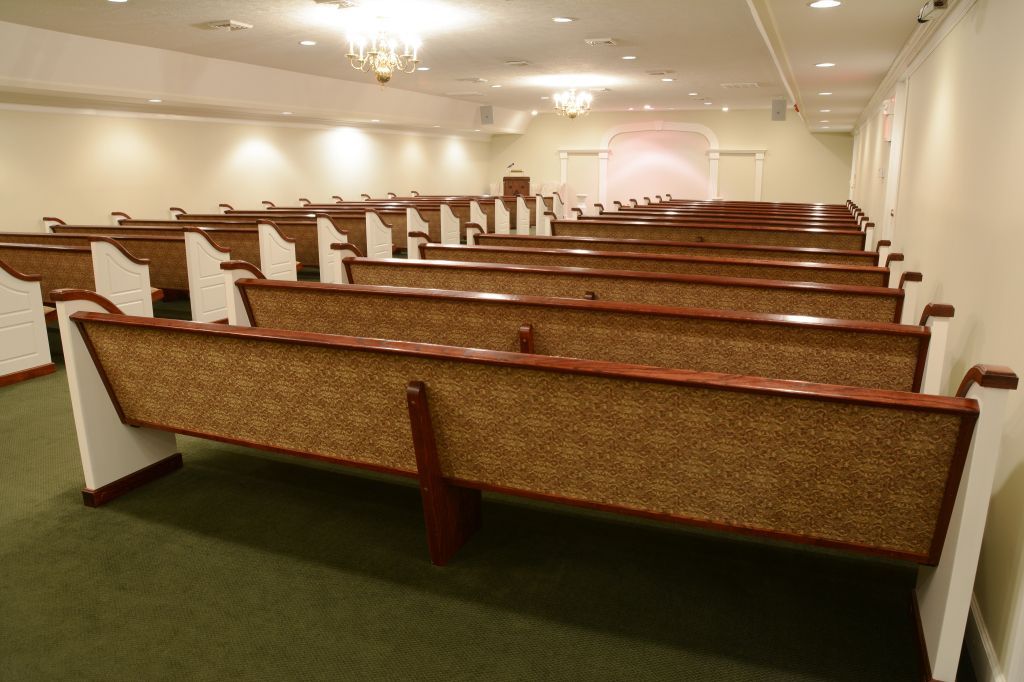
0,0,927,132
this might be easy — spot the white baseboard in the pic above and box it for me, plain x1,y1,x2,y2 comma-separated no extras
968,594,1007,682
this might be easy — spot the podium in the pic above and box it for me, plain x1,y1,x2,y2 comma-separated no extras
503,175,530,197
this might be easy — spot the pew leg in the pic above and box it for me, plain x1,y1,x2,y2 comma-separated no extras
406,381,481,566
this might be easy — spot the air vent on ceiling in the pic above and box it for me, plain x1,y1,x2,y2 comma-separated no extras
720,82,761,89
201,19,254,31
645,69,676,76
456,77,489,84
504,60,531,67
584,38,617,47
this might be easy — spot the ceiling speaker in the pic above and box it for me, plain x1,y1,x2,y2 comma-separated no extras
480,105,494,125
771,97,786,121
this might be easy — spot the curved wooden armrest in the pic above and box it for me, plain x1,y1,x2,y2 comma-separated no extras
643,196,651,202
410,190,420,197
593,203,605,212
864,221,875,228
956,365,1019,397
330,243,365,258
89,237,150,265
183,227,231,253
332,195,344,203
169,207,186,215
899,271,923,290
386,192,398,199
218,203,234,211
543,211,556,218
571,207,583,217
885,252,905,268
466,222,484,232
0,259,41,281
50,288,123,314
876,240,892,253
919,303,955,326
407,231,434,243
256,220,296,243
361,193,372,200
42,216,66,225
261,200,276,208
220,260,267,279
613,201,623,207
110,211,132,221
299,198,311,206
655,195,663,201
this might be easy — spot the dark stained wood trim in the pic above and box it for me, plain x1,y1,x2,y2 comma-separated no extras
110,211,132,222
89,237,150,265
50,288,124,314
152,288,165,303
332,195,344,203
329,243,365,258
421,244,888,277
919,303,955,327
910,592,937,682
220,260,266,279
406,381,482,566
0,363,56,389
900,272,924,290
169,207,186,215
366,210,394,231
262,200,276,208
70,311,977,414
81,453,184,508
0,243,91,255
42,216,66,225
234,279,929,339
182,227,232,253
256,220,295,243
518,324,534,353
299,198,311,205
348,257,904,302
73,316,130,422
0,258,41,281
312,215,348,236
556,218,865,238
218,203,234,211
926,408,980,563
571,207,583,218
876,240,891,253
466,223,484,240
886,253,905,268
407,230,433,243
956,364,1020,397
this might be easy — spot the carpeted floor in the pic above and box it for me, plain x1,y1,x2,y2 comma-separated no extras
0,364,977,681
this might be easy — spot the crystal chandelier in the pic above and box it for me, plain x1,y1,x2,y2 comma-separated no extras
346,34,421,84
553,89,594,119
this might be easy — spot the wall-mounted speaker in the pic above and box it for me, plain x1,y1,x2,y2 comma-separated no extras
480,105,494,125
771,97,786,121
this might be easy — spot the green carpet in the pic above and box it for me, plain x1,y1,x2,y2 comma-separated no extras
1,366,966,681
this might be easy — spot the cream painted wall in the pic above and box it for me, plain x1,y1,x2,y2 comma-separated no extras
0,107,491,230
851,107,891,226
854,0,1024,675
489,109,853,204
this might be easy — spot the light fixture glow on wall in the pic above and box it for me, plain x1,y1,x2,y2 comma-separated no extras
346,34,421,84
553,89,594,119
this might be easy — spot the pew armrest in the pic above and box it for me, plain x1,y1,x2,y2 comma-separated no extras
466,223,484,246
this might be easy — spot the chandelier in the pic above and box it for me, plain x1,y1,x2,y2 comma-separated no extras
553,89,594,119
346,34,420,84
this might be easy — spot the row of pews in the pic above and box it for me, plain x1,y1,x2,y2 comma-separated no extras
0,193,1014,682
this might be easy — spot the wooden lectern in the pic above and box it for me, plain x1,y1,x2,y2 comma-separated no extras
503,176,531,197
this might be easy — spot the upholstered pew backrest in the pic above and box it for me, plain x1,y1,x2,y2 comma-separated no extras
0,232,190,292
0,259,54,387
344,258,906,323
254,210,405,254
234,279,944,392
420,244,889,288
608,208,858,230
128,217,319,267
475,234,880,266
552,219,866,250
0,241,155,315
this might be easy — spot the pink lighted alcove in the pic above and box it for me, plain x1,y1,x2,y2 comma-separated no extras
607,130,711,200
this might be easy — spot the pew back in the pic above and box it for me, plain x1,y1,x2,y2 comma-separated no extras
553,220,866,250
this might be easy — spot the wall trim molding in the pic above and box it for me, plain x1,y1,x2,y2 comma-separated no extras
968,594,1007,682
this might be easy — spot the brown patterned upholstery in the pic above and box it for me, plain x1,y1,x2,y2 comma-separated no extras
76,317,971,561
554,221,865,250
242,284,924,390
347,261,901,323
476,235,877,266
327,213,407,253
52,226,262,269
125,220,320,266
0,245,95,303
423,246,887,287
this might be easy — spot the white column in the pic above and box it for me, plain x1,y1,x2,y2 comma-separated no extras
754,152,765,201
559,151,569,186
708,151,721,200
597,151,609,207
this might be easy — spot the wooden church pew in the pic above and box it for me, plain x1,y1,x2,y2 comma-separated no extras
52,289,1018,682
608,207,858,230
225,274,954,393
417,244,890,287
343,257,914,323
0,259,55,387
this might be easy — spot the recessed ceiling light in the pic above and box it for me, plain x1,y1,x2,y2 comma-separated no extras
147,99,162,103
820,109,832,112
552,17,575,23
282,111,293,115
491,84,502,88
808,0,841,7
417,66,430,71
628,107,634,111
473,129,481,132
819,120,830,123
721,106,730,112
643,104,653,110
299,40,316,46
432,125,441,128
540,96,550,100
688,92,699,96
371,119,380,123
622,55,637,60
108,0,128,3
531,110,538,116
661,78,674,82
818,91,833,96
815,62,836,68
